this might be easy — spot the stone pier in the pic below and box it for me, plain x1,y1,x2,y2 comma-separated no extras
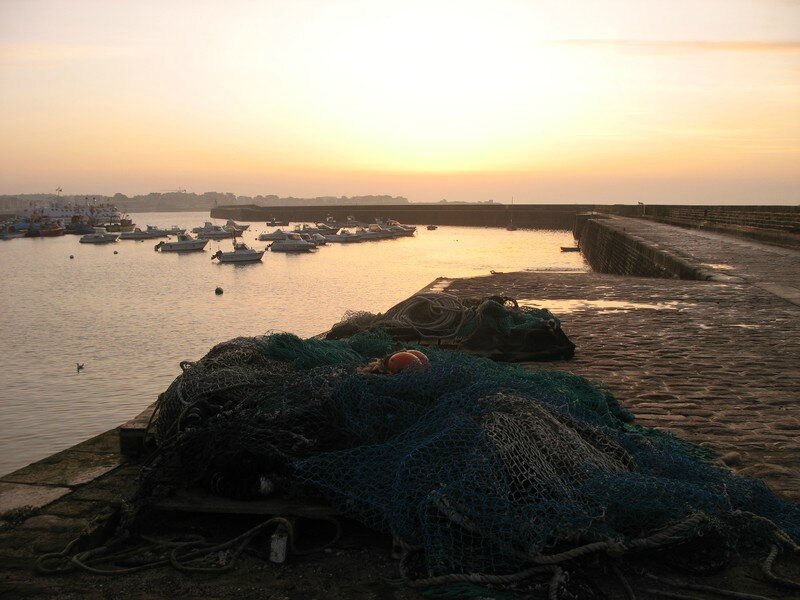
1,215,798,598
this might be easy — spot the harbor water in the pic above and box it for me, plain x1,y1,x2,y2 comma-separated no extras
0,212,586,475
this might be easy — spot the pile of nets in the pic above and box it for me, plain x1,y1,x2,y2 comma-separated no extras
139,329,800,585
325,293,576,361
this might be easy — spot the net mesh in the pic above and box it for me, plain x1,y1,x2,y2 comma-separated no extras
325,293,576,361
146,330,800,578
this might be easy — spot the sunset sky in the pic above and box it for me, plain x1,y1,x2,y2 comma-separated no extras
1,0,798,203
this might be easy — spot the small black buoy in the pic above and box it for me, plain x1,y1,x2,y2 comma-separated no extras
69,255,74,259
113,250,118,254
215,287,223,295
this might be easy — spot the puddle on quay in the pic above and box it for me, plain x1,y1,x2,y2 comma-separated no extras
518,298,690,313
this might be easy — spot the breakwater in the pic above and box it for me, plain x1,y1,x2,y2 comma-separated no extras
576,216,721,280
606,204,800,249
211,203,596,229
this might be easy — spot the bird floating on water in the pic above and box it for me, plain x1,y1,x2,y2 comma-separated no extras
76,363,84,373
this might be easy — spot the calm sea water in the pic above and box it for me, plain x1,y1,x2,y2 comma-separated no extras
0,212,586,474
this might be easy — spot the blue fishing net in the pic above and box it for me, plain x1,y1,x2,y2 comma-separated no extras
151,331,800,578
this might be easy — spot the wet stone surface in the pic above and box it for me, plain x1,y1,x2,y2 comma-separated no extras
444,271,800,501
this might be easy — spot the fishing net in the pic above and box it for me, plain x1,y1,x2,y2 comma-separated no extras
325,293,576,361
142,328,800,582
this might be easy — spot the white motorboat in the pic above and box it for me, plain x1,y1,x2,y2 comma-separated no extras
310,233,327,246
79,228,119,244
324,228,364,243
356,224,396,240
119,226,168,240
385,220,416,236
258,228,289,241
155,233,208,252
166,226,186,235
269,233,316,252
194,222,235,239
211,241,264,263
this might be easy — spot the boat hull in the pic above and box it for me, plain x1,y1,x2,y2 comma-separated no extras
159,240,208,252
197,231,234,239
216,251,264,263
79,236,119,244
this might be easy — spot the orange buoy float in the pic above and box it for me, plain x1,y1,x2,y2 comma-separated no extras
405,349,430,369
387,350,430,374
387,351,422,374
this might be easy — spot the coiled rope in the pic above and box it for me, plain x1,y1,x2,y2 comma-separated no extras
36,515,340,576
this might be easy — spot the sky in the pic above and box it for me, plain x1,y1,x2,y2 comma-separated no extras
1,0,798,203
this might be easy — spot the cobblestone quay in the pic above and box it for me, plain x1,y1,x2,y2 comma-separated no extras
442,217,800,500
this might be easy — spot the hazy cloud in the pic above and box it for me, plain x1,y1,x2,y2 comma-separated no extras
557,40,800,54
0,43,141,68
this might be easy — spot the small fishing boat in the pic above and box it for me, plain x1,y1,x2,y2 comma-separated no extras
382,219,416,236
258,228,289,241
266,217,290,226
79,228,119,244
427,225,438,231
356,224,396,240
225,219,249,233
119,225,168,240
310,233,327,246
0,227,25,239
166,226,186,235
155,233,208,252
211,241,264,263
560,246,581,253
324,228,364,243
269,233,316,253
193,222,235,239
39,222,65,237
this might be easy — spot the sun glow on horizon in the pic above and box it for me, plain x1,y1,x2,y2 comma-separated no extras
0,0,798,202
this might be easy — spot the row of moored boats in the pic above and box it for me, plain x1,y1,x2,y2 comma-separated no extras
2,217,421,264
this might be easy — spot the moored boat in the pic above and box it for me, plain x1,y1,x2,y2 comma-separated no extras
155,233,208,252
211,241,264,263
356,224,396,240
225,219,249,233
0,227,25,240
194,222,235,239
383,219,416,236
39,222,65,237
258,228,289,241
79,228,119,244
324,228,364,243
119,226,168,240
427,225,438,230
269,233,316,253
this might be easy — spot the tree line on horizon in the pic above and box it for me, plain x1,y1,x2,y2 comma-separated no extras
0,192,410,213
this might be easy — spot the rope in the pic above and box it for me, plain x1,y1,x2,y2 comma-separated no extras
640,589,700,600
404,565,564,600
761,544,800,590
610,563,636,600
37,516,340,576
530,512,705,565
644,571,774,600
